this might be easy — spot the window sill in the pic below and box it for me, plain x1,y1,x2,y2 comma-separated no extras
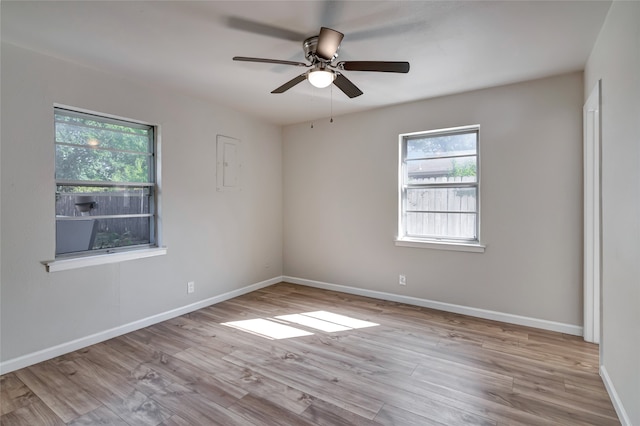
44,246,167,272
395,238,485,253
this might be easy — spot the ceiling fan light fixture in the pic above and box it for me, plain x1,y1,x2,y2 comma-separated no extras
308,69,335,88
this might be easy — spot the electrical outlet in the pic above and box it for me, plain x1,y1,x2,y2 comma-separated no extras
399,275,406,286
187,281,195,294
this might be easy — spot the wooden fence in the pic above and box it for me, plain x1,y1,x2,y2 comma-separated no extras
406,176,477,239
56,192,150,247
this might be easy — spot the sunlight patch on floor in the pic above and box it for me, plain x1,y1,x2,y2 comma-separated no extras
302,311,379,329
222,318,313,340
221,311,378,340
275,314,351,332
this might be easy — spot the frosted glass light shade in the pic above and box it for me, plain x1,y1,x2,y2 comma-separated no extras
308,70,335,88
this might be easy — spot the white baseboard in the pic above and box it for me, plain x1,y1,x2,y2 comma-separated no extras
1,275,584,375
0,276,281,375
600,365,632,426
283,276,583,336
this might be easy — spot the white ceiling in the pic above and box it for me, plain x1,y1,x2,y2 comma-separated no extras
1,1,611,125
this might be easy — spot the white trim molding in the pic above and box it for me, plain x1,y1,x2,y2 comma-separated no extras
283,276,583,336
600,365,632,426
583,80,601,344
44,246,168,272
0,276,281,374
395,238,486,253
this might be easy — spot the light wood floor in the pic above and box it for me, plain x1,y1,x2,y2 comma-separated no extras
1,282,619,425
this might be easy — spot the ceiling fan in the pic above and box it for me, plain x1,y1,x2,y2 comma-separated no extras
233,27,410,98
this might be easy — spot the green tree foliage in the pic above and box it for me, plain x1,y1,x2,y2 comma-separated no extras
406,133,476,160
451,159,477,177
407,132,477,178
55,114,151,189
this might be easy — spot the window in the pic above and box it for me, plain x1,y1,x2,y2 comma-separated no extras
398,125,481,249
54,107,157,257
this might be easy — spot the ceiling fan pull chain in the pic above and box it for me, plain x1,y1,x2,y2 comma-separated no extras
330,84,334,123
310,85,315,129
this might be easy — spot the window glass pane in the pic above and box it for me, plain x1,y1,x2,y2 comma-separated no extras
55,114,150,153
406,132,476,160
55,216,151,255
407,156,477,182
407,187,477,212
406,212,476,240
54,108,156,257
56,187,150,217
401,126,479,243
93,217,151,249
55,144,151,182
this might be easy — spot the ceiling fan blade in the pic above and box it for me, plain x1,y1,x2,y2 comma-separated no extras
316,27,344,60
319,1,343,29
233,57,309,67
338,61,410,73
226,17,307,42
333,73,363,98
271,73,308,94
347,21,425,42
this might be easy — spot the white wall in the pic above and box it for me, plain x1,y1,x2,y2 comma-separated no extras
0,43,283,364
585,1,640,424
283,72,584,328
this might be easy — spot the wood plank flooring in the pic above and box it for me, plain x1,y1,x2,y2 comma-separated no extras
0,282,620,425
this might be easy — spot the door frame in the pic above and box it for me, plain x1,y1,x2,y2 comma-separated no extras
583,80,601,345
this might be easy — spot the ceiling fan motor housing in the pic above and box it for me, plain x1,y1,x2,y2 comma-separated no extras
304,36,338,63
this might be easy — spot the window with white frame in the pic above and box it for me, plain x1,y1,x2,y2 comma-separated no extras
54,107,157,257
398,125,480,245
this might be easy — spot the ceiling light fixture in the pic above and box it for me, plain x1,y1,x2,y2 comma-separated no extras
308,68,335,88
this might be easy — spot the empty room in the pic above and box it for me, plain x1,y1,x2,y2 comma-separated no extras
1,1,638,425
